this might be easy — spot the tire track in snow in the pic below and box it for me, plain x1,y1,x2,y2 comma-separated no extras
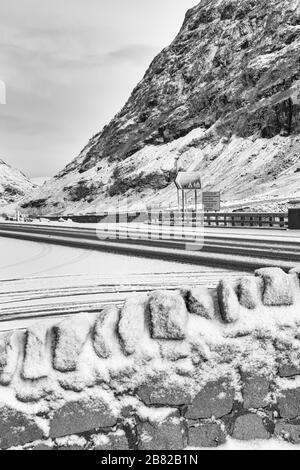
0,240,52,273
30,247,93,276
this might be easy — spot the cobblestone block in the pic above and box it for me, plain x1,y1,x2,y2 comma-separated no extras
275,421,300,444
0,331,19,385
188,420,226,447
231,413,269,440
22,325,49,380
255,268,294,306
93,306,120,358
186,378,235,419
49,396,117,438
277,386,300,419
237,277,261,310
52,316,90,372
217,281,240,323
118,294,148,355
149,290,188,340
0,404,44,449
138,382,192,406
184,287,214,319
278,363,300,378
137,412,183,450
242,374,269,409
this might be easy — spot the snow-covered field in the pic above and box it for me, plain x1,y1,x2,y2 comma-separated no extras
0,235,220,279
0,235,245,331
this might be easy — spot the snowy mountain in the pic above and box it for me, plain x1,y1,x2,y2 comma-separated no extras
22,0,300,214
0,159,35,206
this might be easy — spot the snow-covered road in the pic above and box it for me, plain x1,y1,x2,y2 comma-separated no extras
0,236,246,331
0,236,205,279
1,221,300,272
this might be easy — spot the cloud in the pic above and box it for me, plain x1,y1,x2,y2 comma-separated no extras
0,80,6,104
0,111,60,135
106,44,159,65
0,37,158,70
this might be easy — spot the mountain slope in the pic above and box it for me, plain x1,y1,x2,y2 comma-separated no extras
23,0,300,214
0,159,35,206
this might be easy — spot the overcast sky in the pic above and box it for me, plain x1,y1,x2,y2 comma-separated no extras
0,0,198,178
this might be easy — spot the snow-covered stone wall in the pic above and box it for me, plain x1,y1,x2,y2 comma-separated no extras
2,267,300,450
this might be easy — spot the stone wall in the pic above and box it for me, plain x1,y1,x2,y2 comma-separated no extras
1,266,300,450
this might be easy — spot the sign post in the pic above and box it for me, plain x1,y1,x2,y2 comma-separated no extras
202,191,221,212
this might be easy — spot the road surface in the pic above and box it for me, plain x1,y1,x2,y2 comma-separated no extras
0,235,206,278
0,221,299,271
0,220,298,330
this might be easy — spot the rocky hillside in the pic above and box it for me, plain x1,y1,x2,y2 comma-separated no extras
23,0,300,214
0,159,35,207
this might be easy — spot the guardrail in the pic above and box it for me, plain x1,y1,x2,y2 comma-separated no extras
46,210,289,230
145,211,288,229
204,212,288,229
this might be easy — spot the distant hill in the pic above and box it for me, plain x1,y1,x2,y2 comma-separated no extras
0,159,35,206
